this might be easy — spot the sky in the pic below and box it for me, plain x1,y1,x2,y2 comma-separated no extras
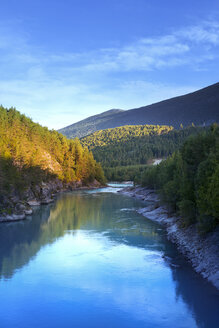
0,0,219,129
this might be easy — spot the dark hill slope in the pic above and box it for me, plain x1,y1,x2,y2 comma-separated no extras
59,83,219,139
59,109,124,139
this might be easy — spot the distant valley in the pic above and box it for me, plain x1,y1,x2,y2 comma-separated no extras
80,124,206,181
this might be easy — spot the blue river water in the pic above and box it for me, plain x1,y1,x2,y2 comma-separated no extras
0,184,218,328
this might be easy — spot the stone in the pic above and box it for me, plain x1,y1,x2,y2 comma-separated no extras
41,198,54,205
25,209,33,215
27,200,41,206
12,214,25,220
15,203,26,212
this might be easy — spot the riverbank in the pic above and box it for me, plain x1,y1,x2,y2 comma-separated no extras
119,186,219,290
0,179,103,223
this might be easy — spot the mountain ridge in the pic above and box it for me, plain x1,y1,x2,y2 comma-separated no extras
59,109,124,139
59,82,219,139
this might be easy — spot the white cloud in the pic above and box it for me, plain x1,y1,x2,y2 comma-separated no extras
81,21,219,73
82,36,190,72
176,21,219,45
1,19,218,74
0,19,218,128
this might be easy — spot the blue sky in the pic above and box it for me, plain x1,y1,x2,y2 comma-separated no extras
0,0,219,129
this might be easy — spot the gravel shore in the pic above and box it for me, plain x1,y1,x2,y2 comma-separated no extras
119,186,219,290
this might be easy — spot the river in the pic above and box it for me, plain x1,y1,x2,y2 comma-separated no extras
0,184,218,328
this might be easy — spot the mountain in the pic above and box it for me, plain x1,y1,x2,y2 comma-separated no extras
59,83,219,139
59,109,124,139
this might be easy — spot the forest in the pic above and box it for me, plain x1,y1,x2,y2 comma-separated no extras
136,124,219,232
81,124,206,180
1,105,217,232
0,106,105,200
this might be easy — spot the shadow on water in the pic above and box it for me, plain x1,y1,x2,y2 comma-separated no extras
0,190,218,327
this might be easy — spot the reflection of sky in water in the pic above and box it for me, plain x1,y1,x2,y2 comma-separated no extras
0,185,218,328
0,231,195,327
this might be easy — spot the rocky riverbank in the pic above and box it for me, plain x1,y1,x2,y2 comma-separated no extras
0,178,103,223
119,186,219,290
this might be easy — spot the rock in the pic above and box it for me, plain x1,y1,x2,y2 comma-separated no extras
0,213,25,222
41,187,51,199
27,200,41,206
76,180,82,188
15,203,26,212
41,198,54,205
10,196,20,203
12,214,25,220
0,215,9,222
4,215,14,221
25,209,33,215
92,179,101,187
24,188,35,201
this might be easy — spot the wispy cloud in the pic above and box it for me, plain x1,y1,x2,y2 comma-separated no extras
83,36,189,72
0,19,218,128
2,20,218,72
176,21,219,45
81,20,219,72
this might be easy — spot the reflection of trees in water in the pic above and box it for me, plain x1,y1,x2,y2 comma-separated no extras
0,191,218,328
170,260,219,328
0,206,51,279
160,240,219,327
0,192,161,279
48,192,161,238
47,193,103,231
0,192,107,279
0,193,103,279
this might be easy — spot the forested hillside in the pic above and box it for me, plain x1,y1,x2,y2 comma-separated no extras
81,124,173,150
138,124,219,232
81,124,206,180
0,106,105,201
60,82,219,138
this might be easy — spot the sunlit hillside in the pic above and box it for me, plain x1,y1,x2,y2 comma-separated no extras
0,106,105,199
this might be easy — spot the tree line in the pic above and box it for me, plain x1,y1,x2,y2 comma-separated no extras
0,106,105,199
136,124,219,232
81,124,206,180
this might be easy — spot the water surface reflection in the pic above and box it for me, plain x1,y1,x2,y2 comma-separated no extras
0,188,218,328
